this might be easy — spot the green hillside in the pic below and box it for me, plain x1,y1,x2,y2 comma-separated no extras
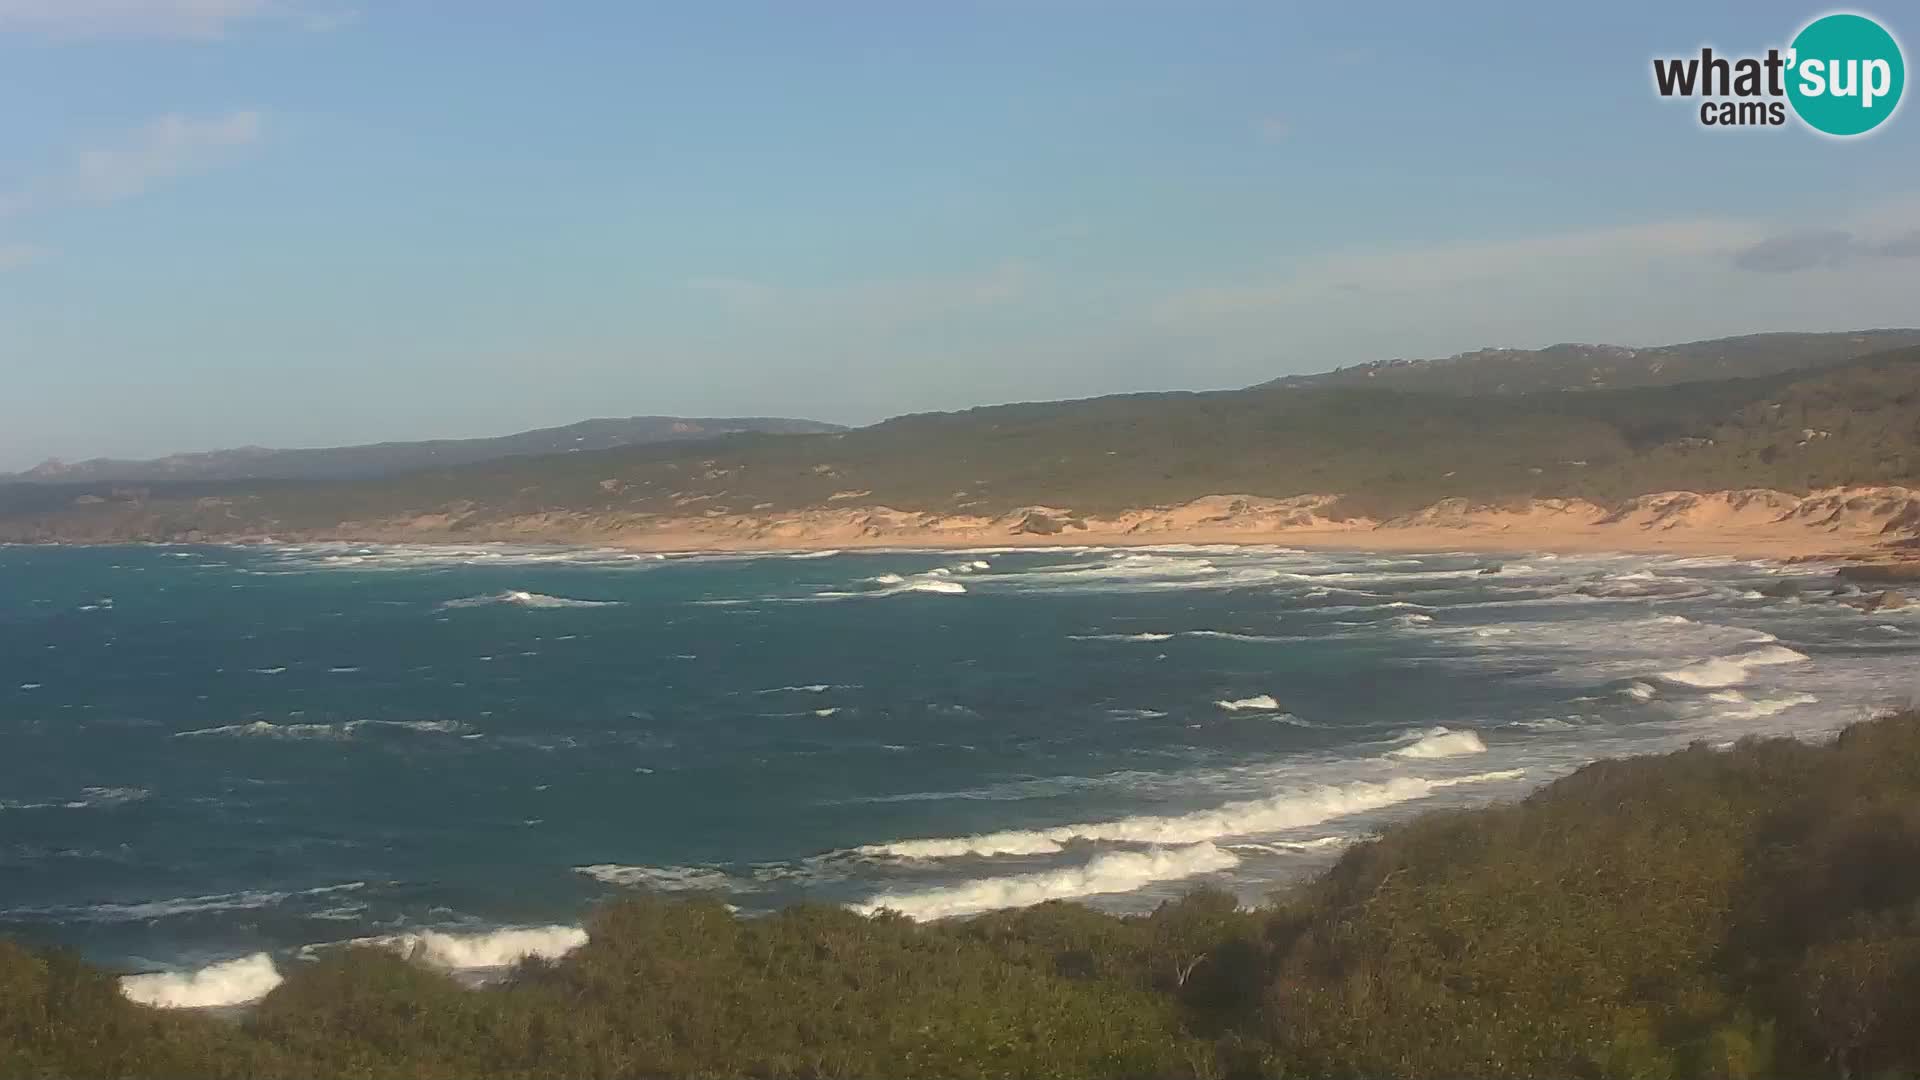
1257,329,1920,395
2,345,1918,542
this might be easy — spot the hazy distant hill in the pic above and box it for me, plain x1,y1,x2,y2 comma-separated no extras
1257,330,1920,395
4,416,845,486
4,338,1918,543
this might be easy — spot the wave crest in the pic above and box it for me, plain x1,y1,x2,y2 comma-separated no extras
1658,644,1810,689
857,772,1521,859
1215,694,1281,712
121,953,283,1009
851,842,1239,920
1388,728,1488,760
356,925,588,970
442,590,620,610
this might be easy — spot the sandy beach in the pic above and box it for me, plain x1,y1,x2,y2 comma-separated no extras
292,485,1920,565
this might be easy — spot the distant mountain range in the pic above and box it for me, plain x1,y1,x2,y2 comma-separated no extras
3,416,845,486
14,330,1915,491
1257,330,1920,395
4,329,1920,545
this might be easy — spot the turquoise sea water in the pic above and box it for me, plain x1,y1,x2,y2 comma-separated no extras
2,541,1915,1004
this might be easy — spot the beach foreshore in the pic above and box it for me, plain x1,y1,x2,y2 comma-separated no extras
8,485,1920,565
278,486,1920,565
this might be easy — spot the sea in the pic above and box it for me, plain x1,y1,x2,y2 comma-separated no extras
2,540,1916,1007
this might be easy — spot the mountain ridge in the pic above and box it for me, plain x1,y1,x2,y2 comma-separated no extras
1256,329,1920,395
4,337,1919,557
6,415,846,486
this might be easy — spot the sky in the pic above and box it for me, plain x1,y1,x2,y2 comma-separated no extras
1,1,1917,469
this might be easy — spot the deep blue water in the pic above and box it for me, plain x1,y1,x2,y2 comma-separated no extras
2,541,1915,1002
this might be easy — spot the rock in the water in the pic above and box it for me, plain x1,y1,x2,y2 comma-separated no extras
1865,590,1909,612
1844,589,1910,613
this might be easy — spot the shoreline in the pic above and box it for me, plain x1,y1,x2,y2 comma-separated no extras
6,486,1918,566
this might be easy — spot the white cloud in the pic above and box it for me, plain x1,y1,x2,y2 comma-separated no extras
0,0,347,38
1156,218,1764,322
0,111,265,271
71,110,265,203
1123,198,1920,389
0,243,49,271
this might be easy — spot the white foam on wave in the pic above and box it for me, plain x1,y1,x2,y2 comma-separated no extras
12,882,366,924
786,549,841,559
851,842,1240,920
1707,689,1821,720
818,574,967,598
174,719,468,740
266,542,662,572
856,771,1522,859
1388,727,1488,760
357,925,588,970
175,720,349,740
1070,632,1174,642
121,953,283,1009
1,786,151,812
966,552,1240,594
1228,836,1350,855
577,864,735,891
442,590,621,610
1216,694,1281,712
1658,644,1810,689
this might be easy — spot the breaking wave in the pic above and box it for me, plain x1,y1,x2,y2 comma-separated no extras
1387,727,1488,760
121,953,283,1009
352,925,589,970
1228,836,1350,855
856,772,1522,859
575,864,736,892
819,575,967,598
851,842,1240,920
174,719,468,740
442,590,621,609
1657,645,1811,689
10,882,366,925
1216,694,1281,712
1707,689,1821,720
1,786,150,812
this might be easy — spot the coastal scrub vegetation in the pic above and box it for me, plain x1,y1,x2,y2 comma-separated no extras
2,346,1918,542
7,710,1920,1078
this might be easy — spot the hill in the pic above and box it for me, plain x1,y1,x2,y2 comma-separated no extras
2,416,845,486
1257,329,1920,395
2,342,1917,546
7,710,1920,1078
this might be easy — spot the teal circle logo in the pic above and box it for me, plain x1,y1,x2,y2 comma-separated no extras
1787,13,1905,136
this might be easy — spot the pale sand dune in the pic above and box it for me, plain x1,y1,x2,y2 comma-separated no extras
321,486,1920,563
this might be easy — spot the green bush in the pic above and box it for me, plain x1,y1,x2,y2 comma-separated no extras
9,712,1920,1078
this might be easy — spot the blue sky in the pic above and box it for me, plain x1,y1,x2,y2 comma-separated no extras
1,1,1916,468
